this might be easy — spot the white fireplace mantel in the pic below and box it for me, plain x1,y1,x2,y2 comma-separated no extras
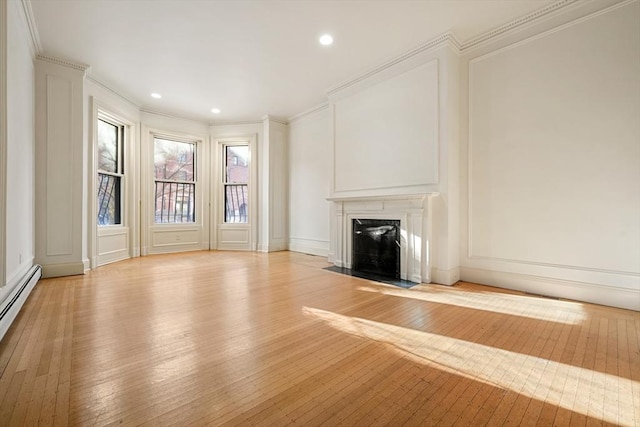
327,193,439,283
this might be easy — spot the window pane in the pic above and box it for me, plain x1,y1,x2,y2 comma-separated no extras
155,182,195,223
97,173,121,225
224,184,248,223
154,138,195,182
98,119,118,173
225,146,248,184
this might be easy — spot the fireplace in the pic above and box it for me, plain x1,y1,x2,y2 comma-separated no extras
352,219,400,279
327,193,438,283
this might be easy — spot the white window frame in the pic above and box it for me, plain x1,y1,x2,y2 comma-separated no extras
152,136,198,224
90,98,138,268
96,117,124,226
212,135,257,251
222,143,250,224
144,129,206,255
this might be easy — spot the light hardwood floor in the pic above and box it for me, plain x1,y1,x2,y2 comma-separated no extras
0,251,638,426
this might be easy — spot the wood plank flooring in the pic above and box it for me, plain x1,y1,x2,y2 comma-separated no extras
0,250,638,426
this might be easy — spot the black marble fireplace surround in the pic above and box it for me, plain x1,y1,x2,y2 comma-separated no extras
352,219,401,279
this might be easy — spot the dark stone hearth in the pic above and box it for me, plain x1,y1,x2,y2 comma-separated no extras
324,265,416,289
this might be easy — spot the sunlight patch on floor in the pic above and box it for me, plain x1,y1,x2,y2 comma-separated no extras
303,306,637,426
356,284,586,325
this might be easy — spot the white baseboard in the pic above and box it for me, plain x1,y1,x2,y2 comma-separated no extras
257,242,288,253
431,267,461,286
288,238,329,257
41,262,85,278
461,266,640,312
96,249,129,267
0,265,41,342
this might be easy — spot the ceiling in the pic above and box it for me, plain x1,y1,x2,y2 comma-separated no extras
30,0,555,123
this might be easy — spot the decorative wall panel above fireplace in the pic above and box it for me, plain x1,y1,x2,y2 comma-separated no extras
328,193,438,284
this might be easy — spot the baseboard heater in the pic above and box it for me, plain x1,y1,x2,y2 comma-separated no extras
0,264,42,342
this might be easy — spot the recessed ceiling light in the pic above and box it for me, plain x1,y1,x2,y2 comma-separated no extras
211,108,221,114
151,93,162,99
319,34,333,46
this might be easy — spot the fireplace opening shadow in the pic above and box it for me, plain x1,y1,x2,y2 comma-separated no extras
324,266,417,289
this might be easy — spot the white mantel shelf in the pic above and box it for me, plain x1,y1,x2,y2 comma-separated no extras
328,192,440,284
326,193,439,202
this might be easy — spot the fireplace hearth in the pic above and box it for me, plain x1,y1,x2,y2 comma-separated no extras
352,219,400,279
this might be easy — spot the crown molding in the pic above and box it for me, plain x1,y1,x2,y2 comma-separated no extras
36,54,90,73
460,0,579,52
288,102,329,123
140,107,209,126
467,0,637,66
262,114,288,125
293,0,603,116
326,32,459,98
324,0,582,101
86,75,141,109
209,119,263,127
20,0,42,56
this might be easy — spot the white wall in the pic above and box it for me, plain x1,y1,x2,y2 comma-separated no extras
262,117,288,252
461,1,640,310
288,107,331,256
1,0,35,299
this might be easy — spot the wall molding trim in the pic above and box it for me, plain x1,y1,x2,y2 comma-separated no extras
36,54,90,74
288,237,329,257
461,266,640,312
257,243,288,253
432,267,461,286
41,262,85,278
19,0,41,56
467,255,640,278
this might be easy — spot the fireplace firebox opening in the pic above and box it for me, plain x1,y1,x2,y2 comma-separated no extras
352,219,400,279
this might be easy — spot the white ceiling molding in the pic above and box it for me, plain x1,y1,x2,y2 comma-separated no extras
209,119,263,127
261,115,288,125
468,0,638,66
86,75,141,110
326,32,459,99
460,0,583,51
140,108,209,126
324,0,585,101
287,102,329,124
36,54,90,74
20,0,42,56
27,0,619,124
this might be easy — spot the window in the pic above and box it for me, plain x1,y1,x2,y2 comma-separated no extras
223,145,249,223
97,118,124,225
154,137,196,223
